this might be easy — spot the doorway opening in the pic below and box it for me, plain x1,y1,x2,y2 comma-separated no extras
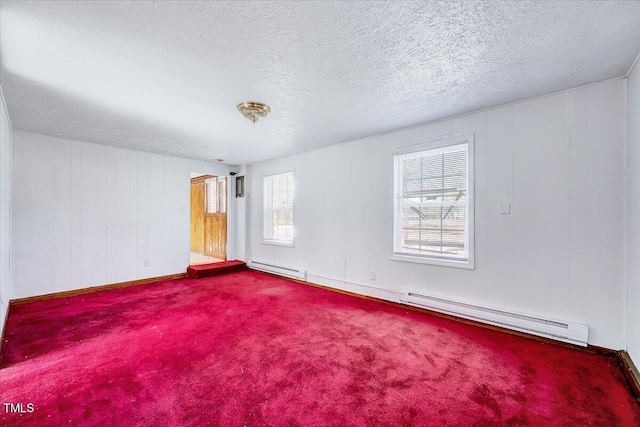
190,173,228,266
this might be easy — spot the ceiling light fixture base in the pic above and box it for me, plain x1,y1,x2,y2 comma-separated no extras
237,102,271,123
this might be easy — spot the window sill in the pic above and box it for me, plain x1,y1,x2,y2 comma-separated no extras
391,254,474,270
263,239,295,248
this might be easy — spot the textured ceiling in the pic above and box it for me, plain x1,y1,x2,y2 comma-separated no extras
1,1,640,165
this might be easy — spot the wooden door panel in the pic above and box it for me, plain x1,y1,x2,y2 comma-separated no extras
204,214,227,260
190,181,205,253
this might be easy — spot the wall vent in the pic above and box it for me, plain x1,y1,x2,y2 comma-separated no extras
400,290,588,347
247,260,307,281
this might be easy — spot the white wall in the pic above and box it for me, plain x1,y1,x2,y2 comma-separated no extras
231,165,247,262
247,79,627,350
627,58,640,363
0,87,13,338
12,132,235,299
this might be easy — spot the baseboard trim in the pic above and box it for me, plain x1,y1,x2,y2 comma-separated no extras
10,273,188,305
619,350,640,401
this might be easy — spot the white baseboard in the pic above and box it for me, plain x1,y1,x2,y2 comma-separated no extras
305,273,400,304
306,274,346,291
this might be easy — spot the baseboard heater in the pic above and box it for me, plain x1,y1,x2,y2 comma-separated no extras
247,260,307,281
400,290,589,347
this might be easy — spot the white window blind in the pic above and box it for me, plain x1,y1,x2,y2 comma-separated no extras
263,172,294,245
393,136,474,268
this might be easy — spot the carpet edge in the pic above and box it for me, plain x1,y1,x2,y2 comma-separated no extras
619,350,640,401
270,271,622,356
10,273,189,305
0,304,8,366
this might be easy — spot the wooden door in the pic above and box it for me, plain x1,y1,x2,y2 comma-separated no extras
190,175,214,253
203,176,227,260
191,175,227,259
204,214,227,259
190,180,205,253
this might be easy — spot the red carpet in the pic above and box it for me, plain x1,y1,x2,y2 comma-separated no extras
186,260,247,279
1,270,638,426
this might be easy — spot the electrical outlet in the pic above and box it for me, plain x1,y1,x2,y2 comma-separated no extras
143,259,150,267
369,270,376,281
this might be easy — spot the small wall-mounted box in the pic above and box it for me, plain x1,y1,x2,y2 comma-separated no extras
236,176,245,198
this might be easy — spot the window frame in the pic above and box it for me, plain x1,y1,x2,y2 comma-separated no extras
263,171,295,247
391,134,475,269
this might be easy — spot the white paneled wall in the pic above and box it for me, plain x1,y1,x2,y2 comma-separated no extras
0,88,13,338
247,79,626,349
627,59,640,364
231,166,247,262
12,132,235,299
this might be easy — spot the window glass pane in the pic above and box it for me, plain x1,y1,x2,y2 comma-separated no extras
264,172,294,242
401,205,465,257
443,149,467,202
218,177,227,213
403,147,467,204
206,179,217,213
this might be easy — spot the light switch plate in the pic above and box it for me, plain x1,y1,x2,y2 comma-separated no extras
501,203,511,215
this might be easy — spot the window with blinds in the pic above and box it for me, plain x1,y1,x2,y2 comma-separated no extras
263,171,294,245
393,135,474,269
